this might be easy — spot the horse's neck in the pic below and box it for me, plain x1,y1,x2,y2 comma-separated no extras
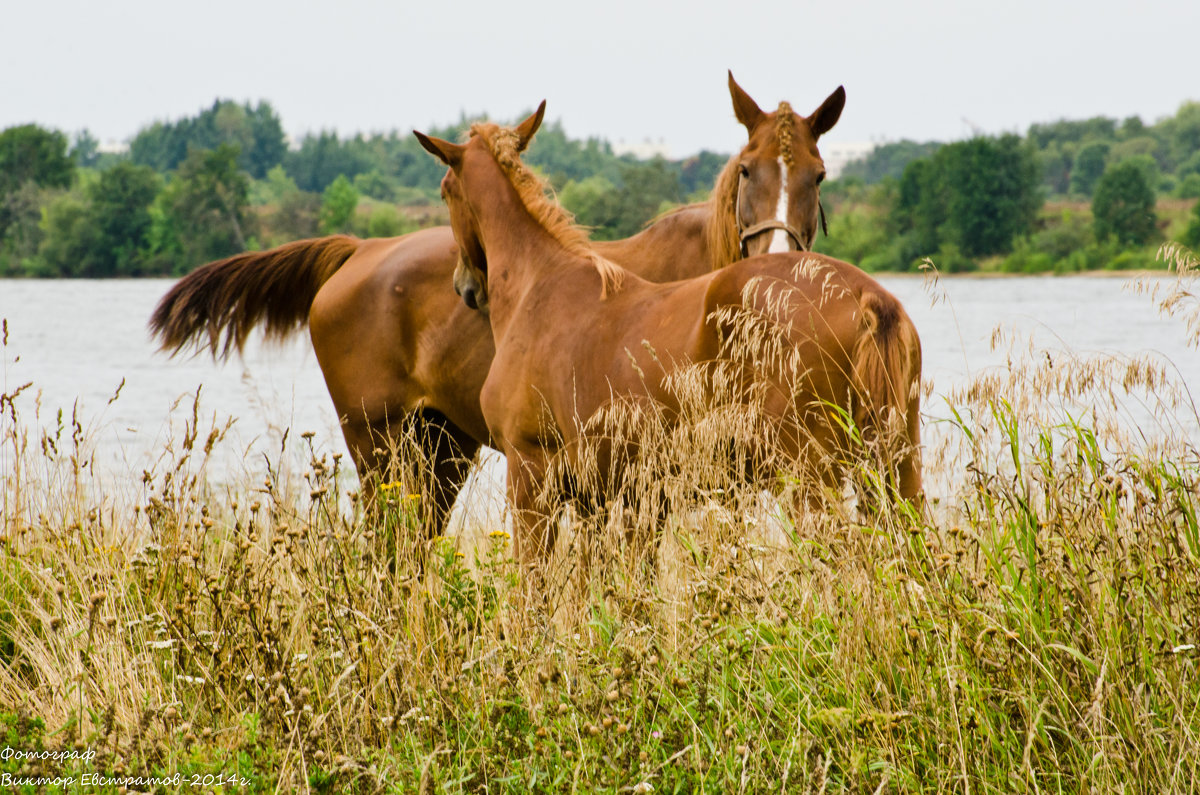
471,179,595,334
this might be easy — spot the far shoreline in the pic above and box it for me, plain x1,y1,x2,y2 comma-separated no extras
0,266,1188,283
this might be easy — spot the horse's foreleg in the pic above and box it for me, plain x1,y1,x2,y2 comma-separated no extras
417,409,482,534
342,408,480,537
506,453,557,566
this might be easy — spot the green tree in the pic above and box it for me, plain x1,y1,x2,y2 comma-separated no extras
892,158,945,257
130,100,286,178
0,125,75,237
813,180,896,268
37,163,160,277
1109,136,1163,175
524,119,619,189
941,135,1040,257
677,151,728,200
319,175,358,234
1,183,55,274
1037,142,1075,196
156,145,254,271
250,164,300,205
244,102,288,179
1069,141,1110,196
1181,199,1200,249
254,165,320,244
87,162,161,275
365,204,412,238
891,135,1040,263
1027,117,1117,149
70,129,101,169
1119,115,1146,139
1157,101,1200,173
36,192,100,276
353,169,398,201
1176,173,1200,200
0,124,74,194
1177,150,1200,182
285,132,376,194
610,158,683,238
560,176,621,238
840,140,943,184
1092,161,1157,246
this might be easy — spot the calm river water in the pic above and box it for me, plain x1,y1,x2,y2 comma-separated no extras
1,274,1197,508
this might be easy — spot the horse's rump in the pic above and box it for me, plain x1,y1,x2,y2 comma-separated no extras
850,289,923,498
698,256,922,498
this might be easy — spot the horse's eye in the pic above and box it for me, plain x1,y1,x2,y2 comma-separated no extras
816,171,826,185
738,164,750,179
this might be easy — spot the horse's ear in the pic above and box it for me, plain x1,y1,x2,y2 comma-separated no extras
515,101,547,152
728,70,766,133
808,86,846,139
414,131,464,167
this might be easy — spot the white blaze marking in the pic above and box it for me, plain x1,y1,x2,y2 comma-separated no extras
768,157,791,253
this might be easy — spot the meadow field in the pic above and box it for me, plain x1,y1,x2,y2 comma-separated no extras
2,250,1200,793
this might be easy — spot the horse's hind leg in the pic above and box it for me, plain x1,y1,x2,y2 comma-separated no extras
850,395,924,522
413,408,482,534
897,390,924,511
506,452,558,566
341,408,479,536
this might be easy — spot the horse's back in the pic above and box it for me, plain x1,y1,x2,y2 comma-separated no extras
310,227,456,313
707,252,907,340
698,250,917,411
595,204,714,282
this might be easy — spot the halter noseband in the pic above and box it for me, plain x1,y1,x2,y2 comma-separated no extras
735,174,829,257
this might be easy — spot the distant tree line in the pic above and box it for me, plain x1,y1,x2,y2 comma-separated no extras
842,102,1200,200
0,100,725,277
1,97,1198,277
819,100,1200,272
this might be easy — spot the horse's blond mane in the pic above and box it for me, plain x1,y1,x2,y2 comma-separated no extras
471,121,625,298
705,102,801,270
775,101,797,169
706,157,743,271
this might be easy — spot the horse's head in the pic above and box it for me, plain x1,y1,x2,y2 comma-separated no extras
725,72,845,259
415,103,547,316
442,168,489,315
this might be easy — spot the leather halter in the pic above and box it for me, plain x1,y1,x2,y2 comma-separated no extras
735,173,828,257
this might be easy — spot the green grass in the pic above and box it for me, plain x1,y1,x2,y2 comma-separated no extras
2,252,1199,792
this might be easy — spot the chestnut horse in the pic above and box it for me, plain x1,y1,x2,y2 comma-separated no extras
149,74,845,529
416,105,922,563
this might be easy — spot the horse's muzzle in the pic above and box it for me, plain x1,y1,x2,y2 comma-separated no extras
461,285,480,311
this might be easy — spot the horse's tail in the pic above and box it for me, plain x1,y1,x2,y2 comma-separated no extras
850,290,923,501
149,235,362,360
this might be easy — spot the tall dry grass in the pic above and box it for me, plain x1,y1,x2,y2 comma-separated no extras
1,247,1199,792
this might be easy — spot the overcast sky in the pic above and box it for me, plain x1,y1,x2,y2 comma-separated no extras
3,0,1198,157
